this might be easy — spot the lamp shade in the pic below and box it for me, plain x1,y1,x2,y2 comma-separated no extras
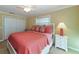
57,22,67,36
57,23,67,29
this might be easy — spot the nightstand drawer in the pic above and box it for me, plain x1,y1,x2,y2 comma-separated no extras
55,34,68,51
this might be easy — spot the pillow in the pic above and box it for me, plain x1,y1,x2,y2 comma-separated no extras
40,26,45,33
35,25,40,32
31,25,36,31
45,25,53,33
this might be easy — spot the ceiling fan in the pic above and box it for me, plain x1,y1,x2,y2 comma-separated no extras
17,5,36,12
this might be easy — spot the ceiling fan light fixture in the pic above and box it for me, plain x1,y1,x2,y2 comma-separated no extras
24,7,32,12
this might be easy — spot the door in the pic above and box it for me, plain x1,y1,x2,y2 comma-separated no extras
4,16,26,39
4,16,17,39
16,19,26,32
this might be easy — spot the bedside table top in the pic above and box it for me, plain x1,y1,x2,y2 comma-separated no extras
55,34,68,38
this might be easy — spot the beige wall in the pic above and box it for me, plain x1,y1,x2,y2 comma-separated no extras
27,16,36,29
51,6,79,51
26,6,79,52
0,14,3,40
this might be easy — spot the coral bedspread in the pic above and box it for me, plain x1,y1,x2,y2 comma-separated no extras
8,31,49,54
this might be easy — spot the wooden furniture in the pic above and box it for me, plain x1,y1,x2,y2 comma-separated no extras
55,34,68,51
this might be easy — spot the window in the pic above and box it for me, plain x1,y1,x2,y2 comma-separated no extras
36,17,51,25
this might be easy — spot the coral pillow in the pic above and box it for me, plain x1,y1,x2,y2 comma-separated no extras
40,26,45,33
31,26,36,31
35,25,40,32
45,25,53,33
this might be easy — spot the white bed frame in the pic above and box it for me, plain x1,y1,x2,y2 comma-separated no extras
7,40,16,54
7,39,53,54
41,42,53,54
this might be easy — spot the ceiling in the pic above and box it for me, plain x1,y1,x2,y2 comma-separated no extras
0,5,74,17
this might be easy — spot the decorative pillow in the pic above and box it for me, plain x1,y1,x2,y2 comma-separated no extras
45,25,53,33
35,25,40,32
31,25,36,31
40,26,45,33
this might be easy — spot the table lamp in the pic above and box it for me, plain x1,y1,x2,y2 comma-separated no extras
57,22,67,36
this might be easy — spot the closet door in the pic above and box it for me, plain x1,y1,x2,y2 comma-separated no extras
4,16,17,39
4,16,26,39
16,19,26,32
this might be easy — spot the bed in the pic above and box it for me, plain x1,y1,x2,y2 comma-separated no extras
7,25,53,54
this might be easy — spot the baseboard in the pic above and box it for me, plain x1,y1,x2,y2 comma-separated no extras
68,46,79,53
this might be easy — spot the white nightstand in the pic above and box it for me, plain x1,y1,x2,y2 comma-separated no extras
55,34,68,51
